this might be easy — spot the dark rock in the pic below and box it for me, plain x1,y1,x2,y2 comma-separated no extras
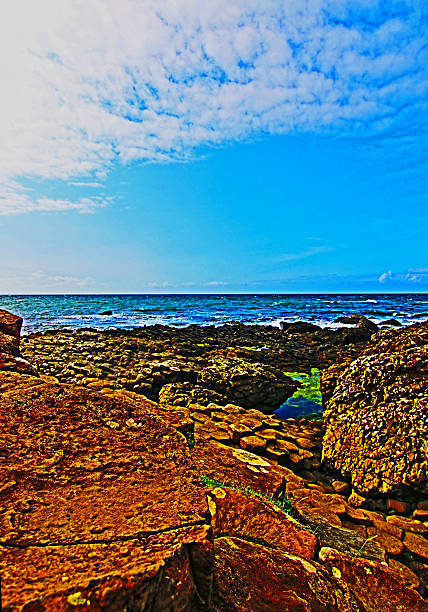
0,309,22,342
382,318,403,327
334,314,379,332
0,331,20,357
285,321,323,334
159,382,225,407
99,310,113,315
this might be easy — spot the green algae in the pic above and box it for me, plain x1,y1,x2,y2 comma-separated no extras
284,368,322,406
200,474,292,515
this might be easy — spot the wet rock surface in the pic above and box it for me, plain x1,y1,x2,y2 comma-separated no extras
1,310,427,609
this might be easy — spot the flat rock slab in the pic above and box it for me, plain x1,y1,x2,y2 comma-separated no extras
0,372,212,610
207,487,317,561
191,439,301,498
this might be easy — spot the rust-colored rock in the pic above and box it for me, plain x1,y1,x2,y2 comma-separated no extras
191,438,296,498
213,537,353,611
0,372,213,611
318,547,428,611
207,487,316,560
213,537,426,611
322,322,428,494
0,353,38,376
0,308,22,342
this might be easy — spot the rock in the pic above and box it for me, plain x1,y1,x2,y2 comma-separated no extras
197,358,297,412
159,382,225,407
382,319,403,327
388,559,420,589
332,480,350,494
318,547,428,612
284,321,322,334
334,314,379,332
387,498,409,514
207,487,317,561
212,537,352,611
0,353,38,376
322,322,428,494
0,372,213,610
403,531,428,561
212,538,426,612
0,331,20,356
99,310,113,315
320,359,352,404
0,308,23,342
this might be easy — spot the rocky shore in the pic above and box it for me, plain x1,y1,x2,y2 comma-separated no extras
0,308,427,610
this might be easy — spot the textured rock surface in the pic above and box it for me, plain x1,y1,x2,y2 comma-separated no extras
0,352,38,376
0,330,20,356
197,357,298,412
212,538,428,611
0,309,23,342
0,372,213,611
322,322,428,494
207,486,317,560
159,381,226,407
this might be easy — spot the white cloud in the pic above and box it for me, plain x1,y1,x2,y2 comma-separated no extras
379,268,428,284
270,245,333,263
0,268,95,293
378,270,393,283
0,180,108,214
0,0,426,213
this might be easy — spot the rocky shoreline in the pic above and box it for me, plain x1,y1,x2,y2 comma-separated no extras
0,309,427,610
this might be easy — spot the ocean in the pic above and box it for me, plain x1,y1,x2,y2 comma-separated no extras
0,293,427,334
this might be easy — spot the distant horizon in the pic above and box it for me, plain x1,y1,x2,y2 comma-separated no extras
1,291,428,297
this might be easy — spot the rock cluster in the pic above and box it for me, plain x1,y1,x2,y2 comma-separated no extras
322,322,428,494
1,310,427,609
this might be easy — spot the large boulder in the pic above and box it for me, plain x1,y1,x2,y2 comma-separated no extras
197,358,298,412
0,309,23,342
0,372,213,611
322,323,428,494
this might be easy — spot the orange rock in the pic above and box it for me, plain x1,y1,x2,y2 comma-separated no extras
239,435,266,453
0,372,213,610
191,439,292,498
213,537,353,611
318,547,428,612
387,514,428,534
388,559,420,590
207,487,317,561
367,526,404,556
403,531,428,561
213,538,426,612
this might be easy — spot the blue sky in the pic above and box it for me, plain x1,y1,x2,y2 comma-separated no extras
0,0,427,293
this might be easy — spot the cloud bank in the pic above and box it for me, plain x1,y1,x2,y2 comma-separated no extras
0,0,427,212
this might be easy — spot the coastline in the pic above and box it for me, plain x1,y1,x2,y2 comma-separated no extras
1,308,427,609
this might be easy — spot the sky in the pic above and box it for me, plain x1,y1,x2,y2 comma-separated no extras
0,0,427,293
